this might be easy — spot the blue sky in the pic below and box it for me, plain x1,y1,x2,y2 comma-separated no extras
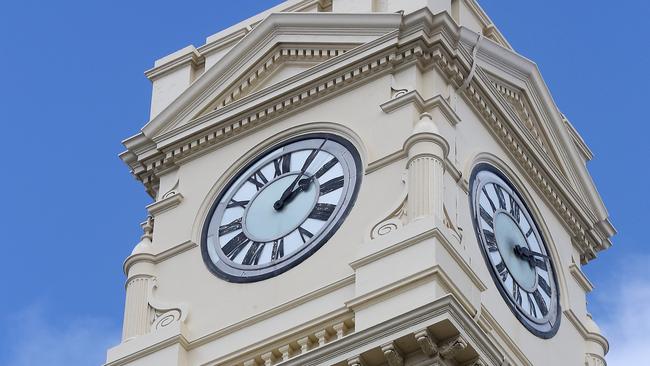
0,1,647,364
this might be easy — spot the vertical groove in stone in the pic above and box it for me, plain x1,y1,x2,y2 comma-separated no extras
122,276,152,341
408,155,443,221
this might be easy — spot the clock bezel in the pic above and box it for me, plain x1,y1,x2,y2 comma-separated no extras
469,163,561,339
200,133,362,283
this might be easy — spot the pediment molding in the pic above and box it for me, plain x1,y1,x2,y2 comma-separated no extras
122,9,612,263
141,12,403,139
487,76,556,159
197,44,355,117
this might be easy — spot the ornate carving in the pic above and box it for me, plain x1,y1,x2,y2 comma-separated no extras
462,358,487,366
489,77,552,157
152,309,182,330
347,355,367,366
203,45,352,114
585,353,606,366
147,279,188,332
457,69,599,262
391,86,409,99
439,335,468,359
370,174,408,239
381,342,404,366
161,178,179,199
415,328,438,357
131,44,423,198
443,205,463,242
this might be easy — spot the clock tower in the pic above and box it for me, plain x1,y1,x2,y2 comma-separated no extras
107,1,614,365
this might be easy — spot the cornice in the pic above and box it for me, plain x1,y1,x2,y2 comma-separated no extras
105,325,190,366
569,263,594,293
123,240,197,275
140,12,403,139
199,44,356,116
122,8,612,263
379,90,461,126
562,113,593,161
475,305,533,366
281,295,504,366
146,192,183,216
190,274,355,349
144,46,203,81
459,67,604,263
563,309,609,354
462,27,614,251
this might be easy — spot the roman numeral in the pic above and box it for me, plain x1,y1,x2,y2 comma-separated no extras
527,293,538,318
222,232,250,260
273,154,292,178
525,227,533,237
301,149,320,172
314,157,338,178
532,289,548,316
247,170,268,190
226,199,249,209
538,275,552,296
509,196,520,221
496,261,508,281
513,282,523,306
480,206,494,228
494,184,506,209
242,242,265,265
482,187,497,212
534,258,547,271
271,239,284,260
309,203,336,221
298,226,314,243
218,217,242,236
483,229,498,252
320,176,344,195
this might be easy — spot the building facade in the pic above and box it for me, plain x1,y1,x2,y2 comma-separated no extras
107,1,614,365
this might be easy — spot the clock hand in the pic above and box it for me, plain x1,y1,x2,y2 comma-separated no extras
517,245,549,259
278,178,313,207
514,245,548,267
274,139,327,210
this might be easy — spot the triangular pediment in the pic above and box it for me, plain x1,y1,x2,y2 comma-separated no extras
141,12,401,142
486,74,565,172
473,56,613,247
196,44,354,118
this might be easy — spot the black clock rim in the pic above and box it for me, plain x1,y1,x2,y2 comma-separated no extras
200,132,362,283
469,163,561,339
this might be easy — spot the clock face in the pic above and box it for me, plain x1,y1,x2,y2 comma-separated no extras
201,134,361,282
470,164,561,338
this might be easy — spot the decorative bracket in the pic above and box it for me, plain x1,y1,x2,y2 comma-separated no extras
146,178,184,216
369,173,408,240
148,278,189,331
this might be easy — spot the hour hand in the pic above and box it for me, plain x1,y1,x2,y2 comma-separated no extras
273,178,313,210
514,245,542,257
514,245,548,267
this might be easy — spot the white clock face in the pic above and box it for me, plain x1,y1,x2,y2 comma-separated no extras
202,134,361,282
470,165,560,338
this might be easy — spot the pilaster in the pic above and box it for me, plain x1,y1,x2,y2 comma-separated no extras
122,217,156,341
404,112,450,224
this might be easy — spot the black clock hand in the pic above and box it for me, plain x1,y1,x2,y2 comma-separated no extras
274,139,327,210
514,245,548,268
278,178,313,207
515,245,549,259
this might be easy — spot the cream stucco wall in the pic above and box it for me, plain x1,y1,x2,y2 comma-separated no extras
109,1,611,365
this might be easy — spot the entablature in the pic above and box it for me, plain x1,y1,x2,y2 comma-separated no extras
121,9,613,263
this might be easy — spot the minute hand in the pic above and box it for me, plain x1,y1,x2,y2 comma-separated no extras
514,245,549,259
274,139,327,210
